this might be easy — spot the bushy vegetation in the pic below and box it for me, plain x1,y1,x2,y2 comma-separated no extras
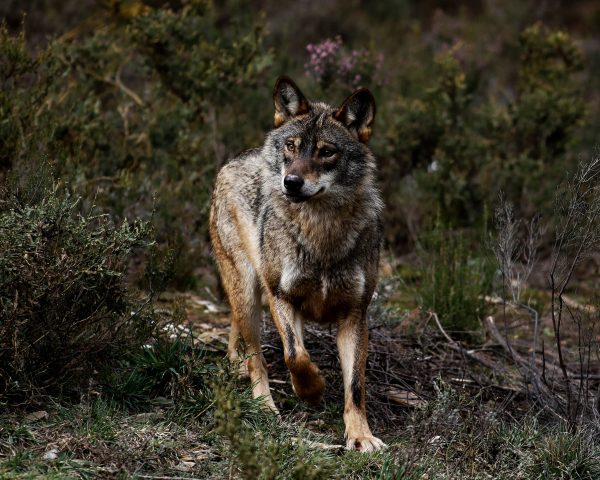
379,23,585,242
0,183,153,401
405,380,600,479
1,1,272,289
1,1,593,259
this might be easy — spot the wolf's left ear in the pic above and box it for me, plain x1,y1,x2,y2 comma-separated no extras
334,88,376,143
273,76,310,127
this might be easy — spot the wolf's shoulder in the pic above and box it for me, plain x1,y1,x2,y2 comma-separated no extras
213,148,270,219
215,148,261,181
225,148,263,168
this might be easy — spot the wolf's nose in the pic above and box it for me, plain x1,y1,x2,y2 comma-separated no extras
284,174,304,192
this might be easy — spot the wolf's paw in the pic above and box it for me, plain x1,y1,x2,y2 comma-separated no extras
260,396,280,416
291,368,326,405
227,352,249,378
287,354,326,404
346,435,386,453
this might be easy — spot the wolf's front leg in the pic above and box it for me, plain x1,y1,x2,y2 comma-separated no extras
269,296,325,404
337,312,385,452
216,254,277,413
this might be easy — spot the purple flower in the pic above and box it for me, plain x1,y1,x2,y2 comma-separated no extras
304,35,384,89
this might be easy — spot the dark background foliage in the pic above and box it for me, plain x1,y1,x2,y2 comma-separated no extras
3,0,599,263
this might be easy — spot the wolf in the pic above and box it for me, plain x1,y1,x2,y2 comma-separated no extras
209,76,384,452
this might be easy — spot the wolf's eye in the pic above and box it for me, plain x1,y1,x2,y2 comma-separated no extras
285,141,295,152
319,148,336,158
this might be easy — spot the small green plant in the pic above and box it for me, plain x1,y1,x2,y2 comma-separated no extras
76,398,119,443
101,330,210,412
418,219,494,338
212,363,279,479
525,428,600,479
0,422,36,452
212,362,337,480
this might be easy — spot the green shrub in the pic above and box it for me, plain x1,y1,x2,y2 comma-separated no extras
417,219,494,338
379,23,585,246
211,363,336,480
0,186,153,401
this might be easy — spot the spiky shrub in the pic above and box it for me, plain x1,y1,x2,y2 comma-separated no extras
211,363,336,480
0,186,153,401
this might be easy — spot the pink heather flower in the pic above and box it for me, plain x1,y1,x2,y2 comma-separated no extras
304,36,343,84
305,35,383,88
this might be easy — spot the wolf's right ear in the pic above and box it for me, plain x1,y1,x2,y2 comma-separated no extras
273,76,310,127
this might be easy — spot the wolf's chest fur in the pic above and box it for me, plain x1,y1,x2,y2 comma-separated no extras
256,196,374,323
274,253,365,323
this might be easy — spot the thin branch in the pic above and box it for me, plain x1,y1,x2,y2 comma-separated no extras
431,312,500,371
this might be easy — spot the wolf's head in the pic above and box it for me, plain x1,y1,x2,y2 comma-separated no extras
264,76,377,205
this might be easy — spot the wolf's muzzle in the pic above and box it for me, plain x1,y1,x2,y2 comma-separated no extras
283,174,304,193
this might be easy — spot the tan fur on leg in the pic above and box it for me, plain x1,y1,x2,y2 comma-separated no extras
227,319,249,378
337,313,385,452
211,227,277,413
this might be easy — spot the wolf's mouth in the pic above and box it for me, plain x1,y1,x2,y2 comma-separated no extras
284,187,325,203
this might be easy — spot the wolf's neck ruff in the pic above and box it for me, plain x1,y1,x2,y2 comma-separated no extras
275,181,381,265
